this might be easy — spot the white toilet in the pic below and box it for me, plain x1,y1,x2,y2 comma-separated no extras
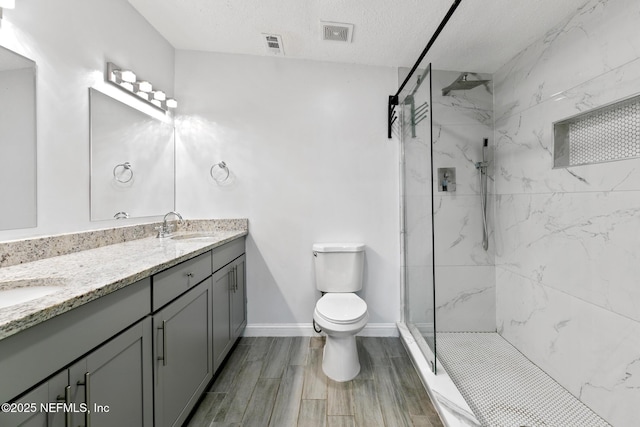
312,243,368,382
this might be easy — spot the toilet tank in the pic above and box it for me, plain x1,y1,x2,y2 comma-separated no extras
313,243,365,292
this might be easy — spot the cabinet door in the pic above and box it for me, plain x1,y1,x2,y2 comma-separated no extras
0,370,67,427
69,317,153,427
154,279,213,427
212,265,232,371
231,254,247,339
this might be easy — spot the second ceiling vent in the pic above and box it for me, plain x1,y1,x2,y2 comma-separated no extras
321,21,354,43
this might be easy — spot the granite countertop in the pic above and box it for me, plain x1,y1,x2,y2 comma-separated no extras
0,229,247,341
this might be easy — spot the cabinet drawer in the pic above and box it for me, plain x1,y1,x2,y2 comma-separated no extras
153,251,212,311
212,237,245,272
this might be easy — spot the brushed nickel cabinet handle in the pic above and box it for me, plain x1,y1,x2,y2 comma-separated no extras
85,372,91,427
234,265,238,292
158,321,167,366
229,266,235,292
77,372,91,427
56,385,72,427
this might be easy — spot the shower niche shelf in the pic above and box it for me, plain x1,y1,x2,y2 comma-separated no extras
553,93,640,168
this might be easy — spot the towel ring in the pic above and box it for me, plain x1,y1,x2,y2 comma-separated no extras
113,162,134,183
210,161,230,183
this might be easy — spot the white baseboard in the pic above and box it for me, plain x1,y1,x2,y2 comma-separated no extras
243,323,399,337
359,323,399,337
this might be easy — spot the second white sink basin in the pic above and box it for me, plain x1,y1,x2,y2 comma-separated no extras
171,233,217,240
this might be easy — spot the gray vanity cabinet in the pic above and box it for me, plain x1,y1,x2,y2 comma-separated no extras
0,236,246,427
153,278,213,427
0,278,150,412
0,317,152,427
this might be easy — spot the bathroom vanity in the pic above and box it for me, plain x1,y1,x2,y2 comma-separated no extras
0,223,247,427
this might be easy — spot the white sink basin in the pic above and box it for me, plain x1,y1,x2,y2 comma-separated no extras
0,279,65,309
171,233,217,240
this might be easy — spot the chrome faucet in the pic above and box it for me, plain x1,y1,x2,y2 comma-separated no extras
157,211,183,238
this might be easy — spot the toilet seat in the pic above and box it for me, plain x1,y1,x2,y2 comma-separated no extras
315,293,367,325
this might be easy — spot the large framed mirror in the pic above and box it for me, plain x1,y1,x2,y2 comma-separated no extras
89,88,175,221
0,45,37,231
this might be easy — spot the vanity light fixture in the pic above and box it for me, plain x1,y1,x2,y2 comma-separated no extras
106,62,177,112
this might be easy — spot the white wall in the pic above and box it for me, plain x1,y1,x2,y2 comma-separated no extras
494,0,640,425
0,0,174,241
174,51,400,334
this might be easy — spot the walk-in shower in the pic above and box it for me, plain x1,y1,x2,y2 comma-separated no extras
392,1,630,426
397,65,613,427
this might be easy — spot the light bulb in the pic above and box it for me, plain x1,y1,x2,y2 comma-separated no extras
165,98,178,109
153,90,166,101
120,70,136,83
137,81,152,92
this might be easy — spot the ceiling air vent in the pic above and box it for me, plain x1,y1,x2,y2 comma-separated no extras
321,21,354,43
262,33,284,56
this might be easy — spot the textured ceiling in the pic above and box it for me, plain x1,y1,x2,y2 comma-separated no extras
127,0,591,73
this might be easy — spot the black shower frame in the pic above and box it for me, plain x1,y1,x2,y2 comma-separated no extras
387,0,462,138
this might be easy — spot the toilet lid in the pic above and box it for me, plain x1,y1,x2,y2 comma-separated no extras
316,293,367,324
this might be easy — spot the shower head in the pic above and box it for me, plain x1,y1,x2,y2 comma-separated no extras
442,73,490,96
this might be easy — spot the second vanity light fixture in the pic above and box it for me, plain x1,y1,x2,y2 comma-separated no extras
106,62,177,112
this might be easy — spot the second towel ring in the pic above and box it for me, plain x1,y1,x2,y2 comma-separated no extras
113,162,134,183
210,161,230,183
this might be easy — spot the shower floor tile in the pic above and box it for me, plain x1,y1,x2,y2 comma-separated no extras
436,332,611,427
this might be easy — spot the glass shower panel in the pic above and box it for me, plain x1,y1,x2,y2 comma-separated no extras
401,64,437,372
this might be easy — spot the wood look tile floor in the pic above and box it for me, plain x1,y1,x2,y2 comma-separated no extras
186,336,444,427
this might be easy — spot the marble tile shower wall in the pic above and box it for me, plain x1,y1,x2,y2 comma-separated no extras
492,0,640,425
432,70,495,332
